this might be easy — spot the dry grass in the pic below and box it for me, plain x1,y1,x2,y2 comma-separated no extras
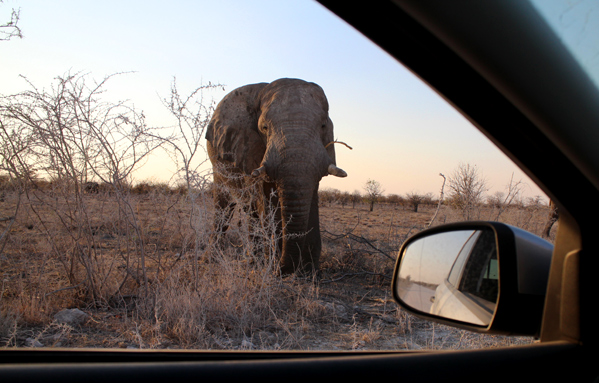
0,188,552,350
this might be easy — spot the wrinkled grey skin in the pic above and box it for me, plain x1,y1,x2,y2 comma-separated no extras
206,78,346,274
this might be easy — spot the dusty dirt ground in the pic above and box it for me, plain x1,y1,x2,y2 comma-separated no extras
0,192,547,351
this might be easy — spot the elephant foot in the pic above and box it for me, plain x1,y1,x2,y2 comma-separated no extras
280,254,320,276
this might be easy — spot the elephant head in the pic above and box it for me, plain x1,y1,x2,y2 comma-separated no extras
206,78,347,274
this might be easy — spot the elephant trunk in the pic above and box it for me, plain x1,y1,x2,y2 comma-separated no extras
275,138,327,274
277,179,316,274
255,124,340,274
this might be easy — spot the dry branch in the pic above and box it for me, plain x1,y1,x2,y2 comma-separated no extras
325,140,353,150
320,271,392,284
426,173,446,228
322,229,394,261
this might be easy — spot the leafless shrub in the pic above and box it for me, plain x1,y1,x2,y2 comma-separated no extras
447,163,489,220
405,192,432,213
319,188,341,207
385,194,405,207
0,1,22,41
363,179,385,212
0,72,160,305
486,173,524,221
507,195,549,235
142,79,225,279
0,310,19,347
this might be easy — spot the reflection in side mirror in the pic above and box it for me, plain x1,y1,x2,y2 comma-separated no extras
392,222,554,336
395,229,498,326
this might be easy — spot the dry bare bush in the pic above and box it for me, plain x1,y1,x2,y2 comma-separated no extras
0,1,22,41
363,179,384,212
405,192,434,213
0,72,162,306
447,163,489,220
486,173,525,221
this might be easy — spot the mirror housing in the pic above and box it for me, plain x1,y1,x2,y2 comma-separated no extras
392,222,553,337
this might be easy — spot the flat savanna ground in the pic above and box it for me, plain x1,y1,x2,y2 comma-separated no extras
0,189,552,351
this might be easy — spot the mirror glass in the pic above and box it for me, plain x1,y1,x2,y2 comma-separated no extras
395,229,498,326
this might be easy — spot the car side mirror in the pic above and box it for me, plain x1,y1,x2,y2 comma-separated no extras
392,222,553,337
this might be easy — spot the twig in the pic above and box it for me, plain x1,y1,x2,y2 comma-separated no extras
321,213,360,240
386,212,395,242
400,225,420,245
322,229,395,260
0,191,22,256
352,306,400,324
426,173,446,229
325,140,353,150
44,282,84,297
493,173,524,221
320,271,392,284
347,234,394,260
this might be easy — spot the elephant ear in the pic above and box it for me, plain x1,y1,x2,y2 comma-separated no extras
206,83,268,174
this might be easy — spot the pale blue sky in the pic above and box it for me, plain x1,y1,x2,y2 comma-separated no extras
1,0,549,199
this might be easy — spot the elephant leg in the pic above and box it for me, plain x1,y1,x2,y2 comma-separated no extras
303,188,322,274
213,185,236,246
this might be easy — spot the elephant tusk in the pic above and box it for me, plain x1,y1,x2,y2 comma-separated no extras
328,164,347,178
251,166,266,178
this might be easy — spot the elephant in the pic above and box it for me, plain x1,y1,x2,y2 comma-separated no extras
205,78,347,274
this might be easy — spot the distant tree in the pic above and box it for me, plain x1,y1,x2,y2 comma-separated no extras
527,195,544,209
488,173,524,220
333,189,342,205
386,193,405,207
422,192,435,205
447,163,489,220
487,191,505,209
319,188,339,206
406,192,425,212
338,191,351,208
84,181,100,194
363,179,384,212
1,1,22,41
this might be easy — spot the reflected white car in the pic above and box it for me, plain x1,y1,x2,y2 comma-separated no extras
430,230,498,326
